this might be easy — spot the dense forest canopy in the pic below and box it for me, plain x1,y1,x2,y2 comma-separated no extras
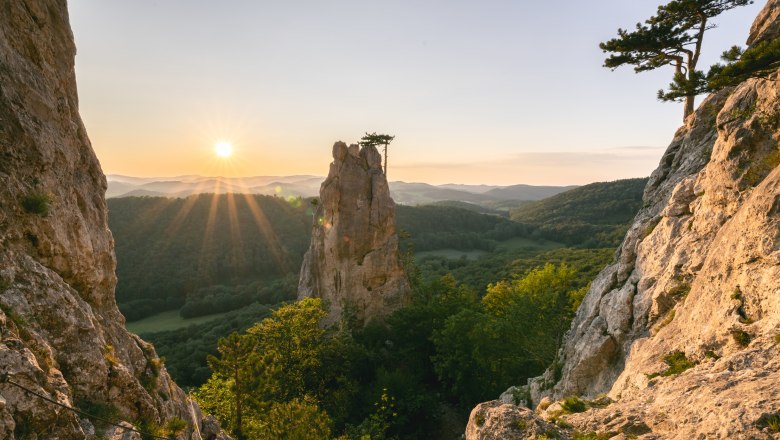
107,179,647,437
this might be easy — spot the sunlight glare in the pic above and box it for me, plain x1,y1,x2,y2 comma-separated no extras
214,141,233,158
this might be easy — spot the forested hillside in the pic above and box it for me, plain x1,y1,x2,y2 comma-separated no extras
108,194,311,320
107,180,646,436
510,178,648,247
395,205,532,252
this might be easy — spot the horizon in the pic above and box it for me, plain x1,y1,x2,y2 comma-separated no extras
69,1,765,185
105,171,638,188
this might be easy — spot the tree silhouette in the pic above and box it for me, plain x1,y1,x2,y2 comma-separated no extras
359,132,395,176
600,0,752,121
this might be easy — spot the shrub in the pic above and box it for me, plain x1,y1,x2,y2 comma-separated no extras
774,333,780,345
573,432,612,440
731,330,751,347
648,350,695,378
165,417,188,436
561,396,587,413
758,412,780,432
21,191,52,215
668,283,691,299
704,350,720,360
653,309,676,335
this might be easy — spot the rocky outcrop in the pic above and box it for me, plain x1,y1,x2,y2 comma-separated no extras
298,141,411,324
0,1,226,438
468,1,780,438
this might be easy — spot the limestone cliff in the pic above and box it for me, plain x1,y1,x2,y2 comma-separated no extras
468,1,780,438
298,141,411,325
0,1,226,438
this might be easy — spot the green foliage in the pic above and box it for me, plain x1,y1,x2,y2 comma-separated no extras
648,350,696,378
195,299,357,439
165,418,188,436
573,432,612,440
74,399,121,436
731,329,751,347
107,195,311,321
707,38,780,90
599,0,753,119
21,190,52,215
359,132,395,147
432,264,583,406
774,333,780,345
248,397,332,440
345,388,398,439
136,420,168,440
396,204,533,253
180,276,297,319
510,179,646,247
142,303,272,387
654,309,676,334
561,396,587,414
668,282,691,299
758,412,780,432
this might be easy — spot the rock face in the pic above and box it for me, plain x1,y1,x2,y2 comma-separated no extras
0,1,226,438
468,2,780,439
298,141,411,324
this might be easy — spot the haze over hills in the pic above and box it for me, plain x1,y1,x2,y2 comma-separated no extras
106,174,577,207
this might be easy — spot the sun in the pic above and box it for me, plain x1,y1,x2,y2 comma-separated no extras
214,141,233,158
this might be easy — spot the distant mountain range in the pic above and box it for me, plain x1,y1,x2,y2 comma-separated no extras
106,174,577,208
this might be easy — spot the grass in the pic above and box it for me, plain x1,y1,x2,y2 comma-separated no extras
758,412,780,432
561,396,587,413
415,237,562,261
668,283,691,300
573,432,611,440
731,330,752,347
648,350,696,378
21,191,52,215
653,309,676,335
126,309,232,334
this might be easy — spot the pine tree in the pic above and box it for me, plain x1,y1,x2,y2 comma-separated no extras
359,132,395,176
600,0,753,121
206,332,256,440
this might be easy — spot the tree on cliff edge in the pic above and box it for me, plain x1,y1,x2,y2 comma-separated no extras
600,0,753,121
359,132,395,176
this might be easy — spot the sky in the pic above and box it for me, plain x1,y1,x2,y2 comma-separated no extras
68,1,766,185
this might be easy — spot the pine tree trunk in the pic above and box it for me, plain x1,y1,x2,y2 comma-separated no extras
684,96,695,121
383,144,388,176
235,367,244,440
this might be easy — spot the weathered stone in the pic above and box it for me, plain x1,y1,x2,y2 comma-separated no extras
0,1,227,438
298,142,411,324
499,385,529,407
474,2,780,439
466,401,569,440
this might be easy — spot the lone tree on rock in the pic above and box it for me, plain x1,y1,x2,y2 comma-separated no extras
600,0,753,121
359,132,395,176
